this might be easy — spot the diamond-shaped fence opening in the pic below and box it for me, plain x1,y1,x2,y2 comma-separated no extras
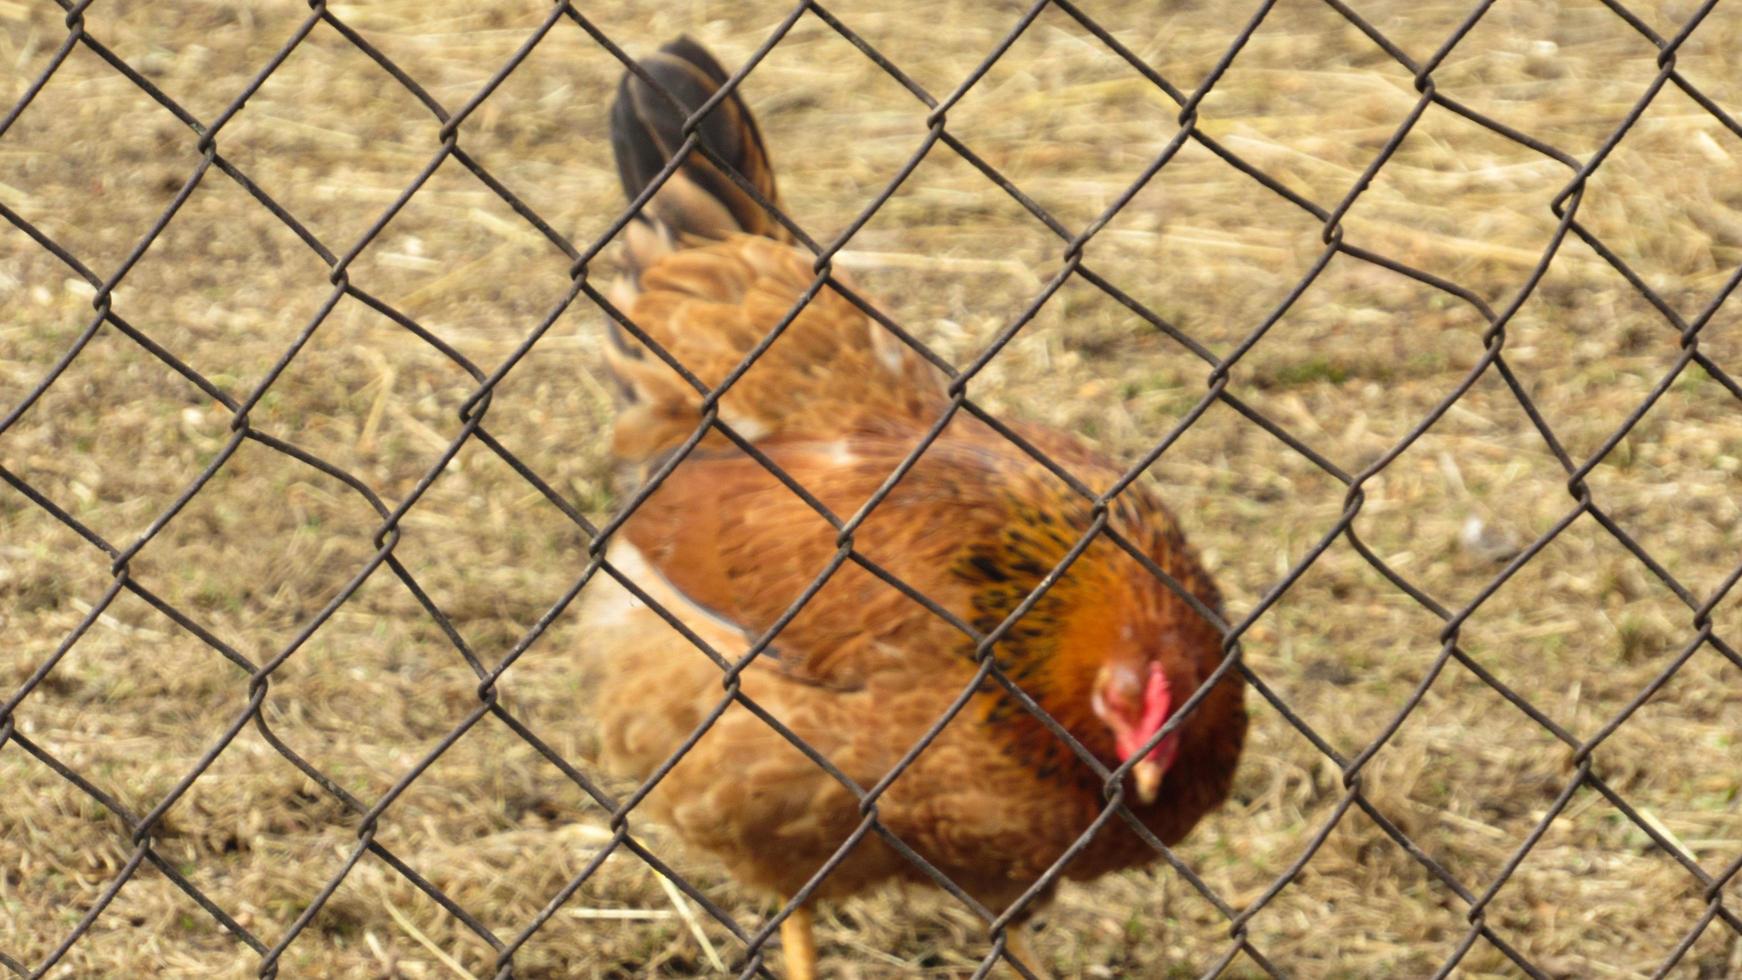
2,1,1739,977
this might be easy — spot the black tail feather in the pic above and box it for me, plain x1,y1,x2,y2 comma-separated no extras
610,37,785,243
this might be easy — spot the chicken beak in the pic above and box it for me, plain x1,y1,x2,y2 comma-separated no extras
1132,757,1164,804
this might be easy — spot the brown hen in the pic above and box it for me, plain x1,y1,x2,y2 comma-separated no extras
581,37,1247,978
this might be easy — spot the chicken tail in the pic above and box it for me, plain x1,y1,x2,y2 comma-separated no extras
601,39,946,468
610,36,789,263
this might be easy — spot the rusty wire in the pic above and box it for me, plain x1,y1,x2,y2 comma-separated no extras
2,0,1740,977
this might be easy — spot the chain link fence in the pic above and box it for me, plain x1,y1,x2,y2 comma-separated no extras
2,0,1739,977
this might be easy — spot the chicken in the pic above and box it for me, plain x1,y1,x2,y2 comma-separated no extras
580,37,1247,978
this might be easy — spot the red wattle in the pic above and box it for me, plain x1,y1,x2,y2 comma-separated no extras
1114,662,1176,766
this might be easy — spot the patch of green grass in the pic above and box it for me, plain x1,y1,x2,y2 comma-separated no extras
1260,356,1351,388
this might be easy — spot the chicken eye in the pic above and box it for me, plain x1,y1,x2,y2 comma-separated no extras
1100,662,1145,713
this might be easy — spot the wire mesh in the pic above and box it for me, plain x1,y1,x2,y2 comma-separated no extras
1,0,1739,977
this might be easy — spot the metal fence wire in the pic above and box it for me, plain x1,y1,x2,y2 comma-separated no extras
2,0,1740,977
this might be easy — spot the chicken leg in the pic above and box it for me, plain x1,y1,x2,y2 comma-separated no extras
779,904,816,980
1005,927,1052,980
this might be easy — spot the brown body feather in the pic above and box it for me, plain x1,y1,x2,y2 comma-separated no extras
585,38,1245,915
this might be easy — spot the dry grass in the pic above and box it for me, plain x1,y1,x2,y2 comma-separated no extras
3,0,1741,977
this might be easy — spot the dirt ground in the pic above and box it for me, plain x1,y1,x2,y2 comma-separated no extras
2,0,1740,977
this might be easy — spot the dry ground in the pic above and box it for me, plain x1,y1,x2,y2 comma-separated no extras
3,0,1741,977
